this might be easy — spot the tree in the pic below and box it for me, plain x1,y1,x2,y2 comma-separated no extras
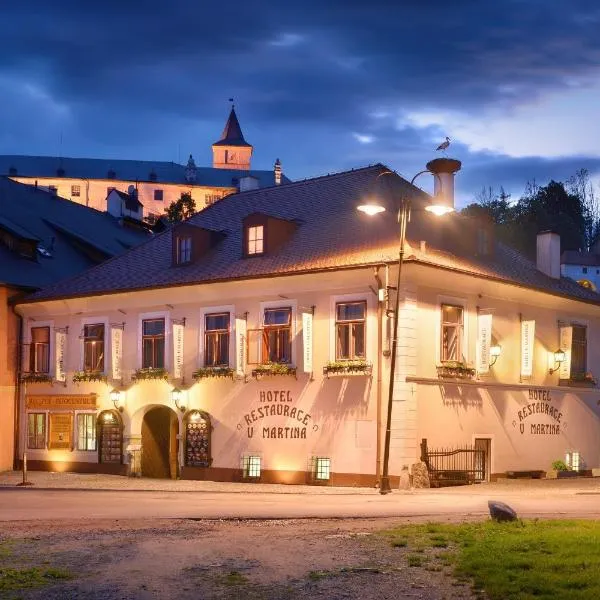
165,192,196,223
567,169,600,250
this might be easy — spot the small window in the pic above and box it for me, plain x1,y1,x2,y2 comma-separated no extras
314,457,331,481
77,413,96,451
176,237,192,264
30,326,50,373
83,324,105,372
27,413,46,449
242,455,261,479
247,225,264,255
571,324,587,378
441,304,463,363
336,301,366,360
583,267,588,274
71,185,81,197
205,313,230,367
154,189,164,201
142,318,165,369
263,307,292,364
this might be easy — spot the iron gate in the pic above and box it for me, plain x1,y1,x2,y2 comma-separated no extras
420,438,487,487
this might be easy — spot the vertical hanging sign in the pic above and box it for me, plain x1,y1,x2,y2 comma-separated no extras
55,330,66,382
111,327,123,380
520,320,535,378
302,312,313,374
559,325,572,380
172,322,184,379
476,314,492,374
235,318,246,377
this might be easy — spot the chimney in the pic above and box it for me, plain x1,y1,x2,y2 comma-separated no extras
425,157,462,212
536,231,560,279
239,175,259,192
274,158,282,186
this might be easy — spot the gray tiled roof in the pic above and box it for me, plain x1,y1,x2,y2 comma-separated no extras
0,155,288,188
0,177,151,289
21,165,600,306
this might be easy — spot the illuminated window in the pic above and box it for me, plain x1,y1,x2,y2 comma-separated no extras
83,324,104,372
177,237,192,264
243,455,261,479
27,413,46,449
142,319,165,369
566,450,581,471
30,327,50,373
205,313,230,367
336,301,366,360
71,184,81,197
247,225,264,255
314,457,331,481
441,304,463,362
263,307,291,363
77,413,96,451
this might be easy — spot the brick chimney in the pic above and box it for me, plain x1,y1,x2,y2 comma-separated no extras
536,231,560,279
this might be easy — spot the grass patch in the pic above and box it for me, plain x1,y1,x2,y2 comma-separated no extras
407,554,426,567
384,520,600,599
308,570,333,581
0,567,72,592
217,570,249,586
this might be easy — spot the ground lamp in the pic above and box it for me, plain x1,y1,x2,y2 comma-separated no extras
358,160,459,495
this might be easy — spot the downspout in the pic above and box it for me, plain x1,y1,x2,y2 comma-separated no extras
373,266,384,485
11,304,23,470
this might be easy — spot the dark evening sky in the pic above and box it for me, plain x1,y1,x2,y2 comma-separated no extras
2,0,600,204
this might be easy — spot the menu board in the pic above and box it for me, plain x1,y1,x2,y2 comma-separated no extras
186,416,210,467
49,413,73,450
100,414,122,463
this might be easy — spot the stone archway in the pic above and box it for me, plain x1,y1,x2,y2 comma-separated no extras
141,406,179,479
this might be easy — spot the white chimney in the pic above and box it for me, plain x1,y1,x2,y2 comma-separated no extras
274,158,282,186
425,158,462,212
239,175,259,192
536,231,560,279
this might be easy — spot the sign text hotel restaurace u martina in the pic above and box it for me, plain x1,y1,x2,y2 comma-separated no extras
238,390,318,440
513,389,564,436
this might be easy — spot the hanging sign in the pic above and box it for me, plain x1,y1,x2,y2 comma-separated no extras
520,320,535,378
235,318,247,377
476,314,492,374
172,322,184,379
111,327,123,380
559,325,572,380
55,331,66,383
302,312,313,374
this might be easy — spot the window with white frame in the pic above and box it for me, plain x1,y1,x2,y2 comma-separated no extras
335,301,366,360
263,307,291,363
204,313,230,367
247,225,264,255
30,326,50,373
176,236,192,264
441,304,464,362
242,455,261,478
314,457,331,481
27,413,46,449
142,318,165,369
83,324,105,372
77,413,96,451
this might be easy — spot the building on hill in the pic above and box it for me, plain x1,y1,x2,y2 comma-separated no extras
0,177,152,471
561,250,600,291
12,162,600,485
0,106,289,224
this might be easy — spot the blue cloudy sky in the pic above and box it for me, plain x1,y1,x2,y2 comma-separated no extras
2,0,600,205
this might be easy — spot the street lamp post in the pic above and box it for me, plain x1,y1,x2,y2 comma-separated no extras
358,167,454,495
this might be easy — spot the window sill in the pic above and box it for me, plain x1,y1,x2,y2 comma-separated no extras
192,367,235,381
323,361,372,378
558,379,597,388
251,364,297,380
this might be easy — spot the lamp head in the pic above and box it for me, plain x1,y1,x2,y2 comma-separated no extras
110,388,124,412
357,203,386,216
425,203,454,216
554,349,566,363
171,387,186,412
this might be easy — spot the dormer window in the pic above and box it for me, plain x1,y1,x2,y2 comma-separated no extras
247,225,264,255
176,236,192,264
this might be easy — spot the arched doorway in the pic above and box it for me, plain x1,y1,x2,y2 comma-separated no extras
141,406,179,479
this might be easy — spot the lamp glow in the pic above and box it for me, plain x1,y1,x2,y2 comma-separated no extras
425,204,454,216
549,349,566,374
357,204,386,216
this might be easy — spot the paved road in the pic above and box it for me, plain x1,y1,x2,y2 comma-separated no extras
1,485,599,521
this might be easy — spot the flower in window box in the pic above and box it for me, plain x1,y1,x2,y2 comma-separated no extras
567,372,597,386
436,361,476,380
323,360,372,377
192,367,235,380
72,371,108,384
132,367,169,381
251,363,297,379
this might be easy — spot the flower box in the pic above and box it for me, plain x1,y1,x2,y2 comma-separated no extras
192,367,235,381
436,362,476,380
132,367,169,382
251,363,297,379
20,372,53,384
72,371,108,384
559,373,596,388
323,360,372,377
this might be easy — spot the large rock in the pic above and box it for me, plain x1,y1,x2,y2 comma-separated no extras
411,462,431,488
488,500,518,522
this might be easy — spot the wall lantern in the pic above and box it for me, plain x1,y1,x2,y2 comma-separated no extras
549,349,566,375
171,387,186,412
489,345,502,367
110,388,124,412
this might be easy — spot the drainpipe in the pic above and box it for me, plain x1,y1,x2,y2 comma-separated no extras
373,266,384,486
11,304,23,470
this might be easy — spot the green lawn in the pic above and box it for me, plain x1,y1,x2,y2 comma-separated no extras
384,520,600,599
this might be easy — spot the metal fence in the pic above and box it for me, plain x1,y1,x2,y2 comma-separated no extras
420,438,487,487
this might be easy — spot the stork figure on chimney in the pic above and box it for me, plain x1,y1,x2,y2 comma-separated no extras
436,136,451,153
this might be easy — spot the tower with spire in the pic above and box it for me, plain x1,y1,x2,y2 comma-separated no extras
212,102,253,170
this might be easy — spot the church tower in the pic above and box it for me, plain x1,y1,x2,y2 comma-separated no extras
212,104,253,170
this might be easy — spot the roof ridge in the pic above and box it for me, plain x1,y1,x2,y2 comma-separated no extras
1,154,184,167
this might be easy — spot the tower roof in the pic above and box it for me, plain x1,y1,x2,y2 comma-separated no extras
213,107,252,147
